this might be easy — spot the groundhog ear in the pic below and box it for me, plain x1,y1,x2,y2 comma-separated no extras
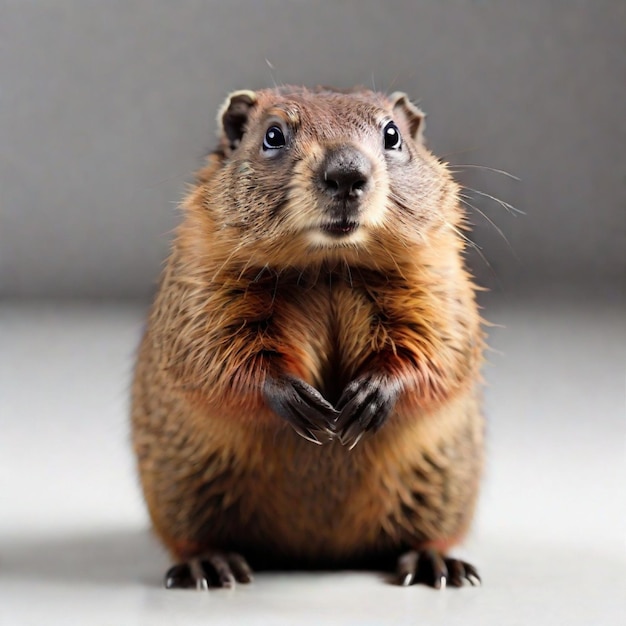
390,92,426,143
217,90,258,153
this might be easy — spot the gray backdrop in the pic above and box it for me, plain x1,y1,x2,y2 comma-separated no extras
1,0,624,299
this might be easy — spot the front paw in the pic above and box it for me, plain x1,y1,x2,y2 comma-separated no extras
335,373,400,448
263,375,338,444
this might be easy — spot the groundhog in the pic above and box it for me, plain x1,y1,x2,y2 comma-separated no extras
131,86,485,590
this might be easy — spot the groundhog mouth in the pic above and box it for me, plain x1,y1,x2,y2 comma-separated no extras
320,220,360,237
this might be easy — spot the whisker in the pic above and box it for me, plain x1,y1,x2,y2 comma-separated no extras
269,271,280,309
208,239,247,286
265,58,279,89
442,219,503,287
445,220,482,251
387,190,417,218
450,164,520,181
384,72,403,96
242,256,263,298
463,186,524,216
252,264,270,283
379,237,408,280
459,194,517,257
343,259,354,288
296,267,305,286
237,252,257,281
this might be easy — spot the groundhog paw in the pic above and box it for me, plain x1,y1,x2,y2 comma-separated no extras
263,375,338,444
396,549,481,588
335,373,400,448
165,552,253,590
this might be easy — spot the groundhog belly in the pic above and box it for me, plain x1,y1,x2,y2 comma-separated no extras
190,387,483,567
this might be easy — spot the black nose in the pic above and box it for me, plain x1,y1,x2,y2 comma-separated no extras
320,146,372,201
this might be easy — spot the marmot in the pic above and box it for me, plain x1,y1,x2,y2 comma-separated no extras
131,86,485,590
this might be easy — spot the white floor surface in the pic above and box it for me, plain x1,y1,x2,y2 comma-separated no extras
1,294,625,625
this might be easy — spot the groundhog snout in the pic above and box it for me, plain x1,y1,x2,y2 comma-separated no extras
317,146,372,207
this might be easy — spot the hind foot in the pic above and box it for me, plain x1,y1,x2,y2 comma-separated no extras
165,552,253,590
396,549,481,589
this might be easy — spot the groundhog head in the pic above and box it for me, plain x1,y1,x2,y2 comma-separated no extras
200,86,459,267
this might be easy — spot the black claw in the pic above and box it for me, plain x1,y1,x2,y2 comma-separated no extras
229,553,254,583
396,550,418,586
164,552,254,590
191,558,213,589
425,550,448,589
207,555,236,588
264,375,338,443
165,562,192,589
289,421,323,445
446,558,465,587
336,374,400,448
464,563,481,586
395,549,481,590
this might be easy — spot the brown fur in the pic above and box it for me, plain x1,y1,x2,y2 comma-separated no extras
131,86,485,570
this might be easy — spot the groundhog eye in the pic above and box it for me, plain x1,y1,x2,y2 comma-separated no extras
263,125,286,150
383,121,402,150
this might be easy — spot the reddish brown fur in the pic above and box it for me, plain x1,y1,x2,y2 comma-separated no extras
131,86,485,569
